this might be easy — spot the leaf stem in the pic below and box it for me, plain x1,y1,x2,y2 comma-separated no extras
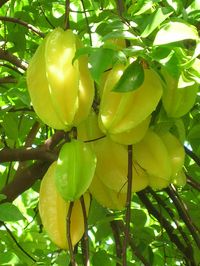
64,0,70,30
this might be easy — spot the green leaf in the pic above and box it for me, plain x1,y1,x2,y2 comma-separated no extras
0,203,24,222
141,7,173,38
90,48,115,83
92,250,113,266
112,61,144,92
0,194,7,202
154,21,199,45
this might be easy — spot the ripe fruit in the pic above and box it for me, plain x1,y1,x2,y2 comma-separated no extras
109,115,151,145
39,162,90,250
89,172,127,210
161,69,198,118
55,139,97,201
93,137,149,193
133,129,172,182
98,64,162,134
27,27,94,130
158,131,185,177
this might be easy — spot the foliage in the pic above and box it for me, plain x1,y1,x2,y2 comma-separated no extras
0,0,200,265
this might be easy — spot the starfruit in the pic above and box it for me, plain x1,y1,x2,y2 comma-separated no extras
27,27,94,130
89,173,127,210
98,63,162,135
161,68,198,118
39,162,90,250
55,139,97,201
158,131,185,177
93,137,149,194
133,129,172,183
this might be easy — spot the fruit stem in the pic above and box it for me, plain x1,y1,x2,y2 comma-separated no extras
80,195,90,266
122,145,133,266
66,201,77,266
64,0,70,30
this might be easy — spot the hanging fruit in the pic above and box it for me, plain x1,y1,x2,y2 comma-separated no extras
39,162,90,250
27,27,94,130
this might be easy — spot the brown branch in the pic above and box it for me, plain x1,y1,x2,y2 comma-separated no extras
166,185,200,249
0,0,9,8
110,220,122,266
184,146,200,167
1,161,51,202
0,62,23,74
117,220,151,266
64,0,70,30
0,48,28,70
116,0,124,16
0,147,57,163
67,201,77,266
186,175,200,191
80,196,89,266
137,191,192,264
0,76,17,84
122,145,132,266
0,16,44,38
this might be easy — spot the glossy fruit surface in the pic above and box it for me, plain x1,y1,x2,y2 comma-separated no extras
27,27,94,130
161,69,198,118
133,129,172,181
39,162,90,250
55,140,97,201
98,64,162,134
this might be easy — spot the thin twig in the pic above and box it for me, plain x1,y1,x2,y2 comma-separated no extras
80,0,92,45
3,223,37,262
80,196,89,266
0,47,27,70
0,16,44,37
64,0,70,30
184,146,200,167
122,145,132,266
166,185,200,249
67,201,77,266
186,175,200,191
110,220,122,266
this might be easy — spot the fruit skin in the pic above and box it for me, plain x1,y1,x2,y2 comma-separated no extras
27,27,94,130
158,131,185,177
39,162,90,250
98,64,162,134
89,172,127,210
55,139,97,201
133,129,172,182
93,137,149,193
77,111,104,142
109,115,151,145
161,69,198,118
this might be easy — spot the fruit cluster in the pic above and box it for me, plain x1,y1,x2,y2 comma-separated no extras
26,28,196,249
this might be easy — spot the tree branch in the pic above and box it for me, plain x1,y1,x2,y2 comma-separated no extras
1,161,51,202
0,48,28,70
0,0,9,8
0,147,57,163
0,16,44,38
137,191,192,264
110,220,122,266
184,146,200,167
0,76,17,84
166,185,200,249
186,175,200,191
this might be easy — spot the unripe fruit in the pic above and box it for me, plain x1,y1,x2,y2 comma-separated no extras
98,64,162,134
55,139,97,201
27,27,94,130
39,162,90,250
161,69,198,118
